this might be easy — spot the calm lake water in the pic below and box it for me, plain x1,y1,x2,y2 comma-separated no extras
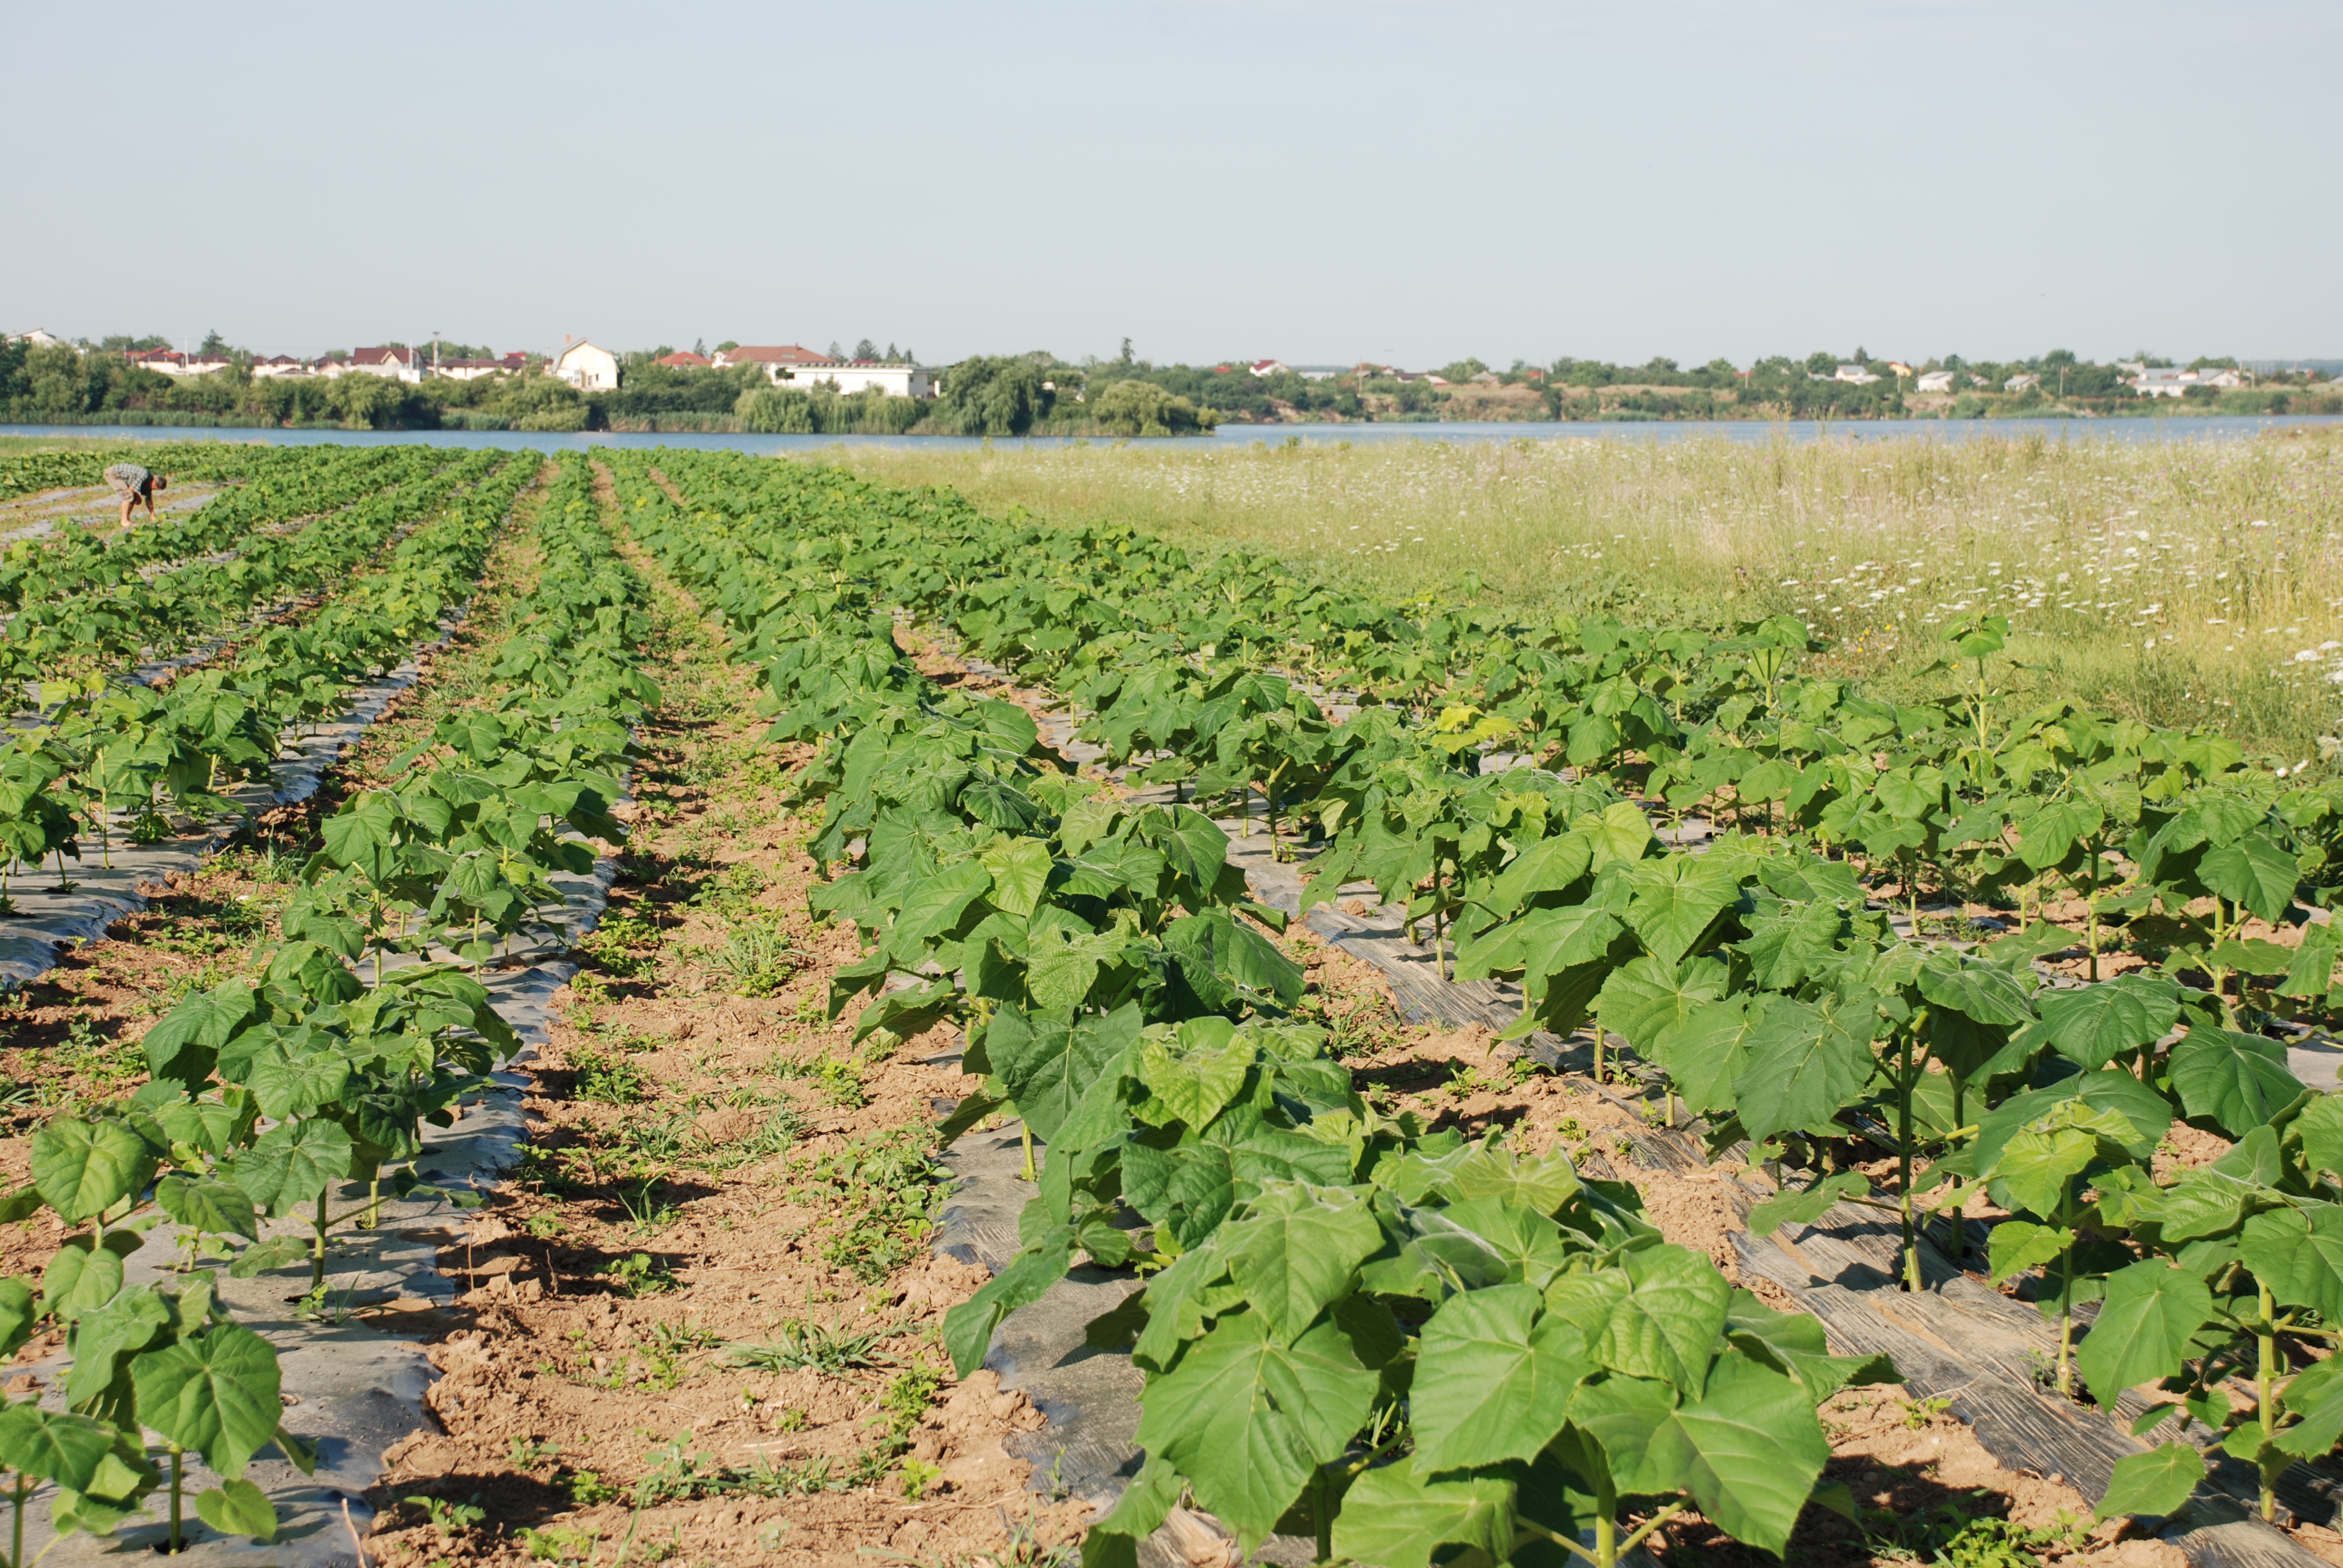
3,414,2338,454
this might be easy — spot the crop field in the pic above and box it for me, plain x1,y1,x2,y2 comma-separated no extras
5,439,2343,1567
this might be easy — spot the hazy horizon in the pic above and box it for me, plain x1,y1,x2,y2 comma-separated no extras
5,1,2335,368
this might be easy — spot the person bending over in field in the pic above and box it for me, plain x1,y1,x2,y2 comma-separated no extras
105,462,167,527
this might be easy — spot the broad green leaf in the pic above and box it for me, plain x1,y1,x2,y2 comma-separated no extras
1993,1127,2100,1218
1438,1197,1578,1291
1514,906,1626,987
1022,927,1132,1013
1437,1140,1582,1216
1083,1454,1180,1567
2198,834,2299,926
31,1119,157,1224
2168,1027,2305,1140
2298,1095,2343,1181
1596,954,1727,1053
41,1233,136,1324
1140,1021,1254,1129
1625,858,1742,967
1577,801,1655,870
2075,1263,2214,1399
1651,997,1761,1118
1737,899,1846,991
1732,995,1873,1144
1874,769,1938,821
2018,799,2101,872
1219,1181,1381,1345
0,1279,33,1361
195,1478,277,1541
156,1176,258,1242
64,1285,168,1410
2036,976,2180,1070
888,860,993,947
1986,1220,2073,1284
1917,951,2034,1027
0,1405,115,1492
1331,1457,1515,1568
235,1119,353,1217
1478,832,1593,914
988,1005,1141,1145
241,1040,352,1122
980,838,1054,918
1564,1373,1680,1495
942,1230,1075,1377
1133,1308,1378,1550
1647,1349,1828,1557
1723,1293,1897,1405
141,980,254,1086
1592,1243,1729,1394
2240,1205,2343,1324
1122,1138,1238,1252
1410,1283,1588,1471
129,1322,282,1480
2096,1442,2204,1522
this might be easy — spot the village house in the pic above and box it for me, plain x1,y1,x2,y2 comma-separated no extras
1247,359,1290,377
655,351,712,368
808,361,934,397
714,345,931,396
553,338,620,391
2133,367,2195,397
250,355,310,379
327,347,424,384
1915,370,1955,393
2004,373,2041,393
433,356,517,382
1833,364,1881,384
713,344,839,382
7,328,63,348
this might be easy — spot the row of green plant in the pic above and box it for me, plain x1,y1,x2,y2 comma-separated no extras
0,451,662,1557
0,445,285,507
611,449,1916,1568
634,446,2343,1547
0,445,454,675
0,448,528,912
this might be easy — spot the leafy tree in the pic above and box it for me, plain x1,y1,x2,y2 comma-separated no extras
932,356,1050,437
1092,379,1204,438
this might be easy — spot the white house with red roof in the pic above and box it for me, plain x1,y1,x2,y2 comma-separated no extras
1247,359,1291,377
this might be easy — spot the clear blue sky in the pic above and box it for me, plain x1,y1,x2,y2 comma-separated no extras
5,1,2333,368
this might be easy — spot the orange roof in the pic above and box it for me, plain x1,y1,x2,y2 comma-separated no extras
656,351,712,367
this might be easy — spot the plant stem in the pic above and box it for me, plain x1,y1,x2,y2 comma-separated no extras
1311,1465,1332,1566
312,1186,329,1290
13,1472,28,1568
2260,1277,2279,1521
2057,1232,2076,1398
1020,1121,1035,1184
1898,1021,1919,1292
168,1446,183,1553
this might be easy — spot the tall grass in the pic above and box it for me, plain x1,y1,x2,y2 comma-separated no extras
826,428,2343,761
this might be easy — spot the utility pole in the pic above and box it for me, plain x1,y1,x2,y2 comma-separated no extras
432,331,441,376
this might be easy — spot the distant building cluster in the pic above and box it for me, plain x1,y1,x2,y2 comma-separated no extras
97,343,531,384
